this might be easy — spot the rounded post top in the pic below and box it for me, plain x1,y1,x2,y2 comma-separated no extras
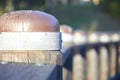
0,10,59,32
60,25,72,34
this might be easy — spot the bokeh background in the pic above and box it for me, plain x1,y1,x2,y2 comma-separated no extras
0,0,120,31
0,1,120,80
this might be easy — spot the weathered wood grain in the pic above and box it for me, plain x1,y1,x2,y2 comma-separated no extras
0,50,62,65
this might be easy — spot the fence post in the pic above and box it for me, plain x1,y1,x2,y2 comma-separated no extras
99,32,111,80
109,44,117,77
73,53,85,80
60,25,73,47
99,46,109,80
118,43,120,73
73,30,87,80
86,48,98,80
60,25,73,80
108,33,120,77
0,10,62,80
86,32,99,80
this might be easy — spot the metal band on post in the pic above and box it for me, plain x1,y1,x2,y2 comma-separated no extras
111,33,120,42
73,30,87,45
88,32,99,44
0,32,61,50
99,32,111,43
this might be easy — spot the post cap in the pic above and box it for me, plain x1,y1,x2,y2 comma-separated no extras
60,25,72,34
0,10,59,32
60,25,73,45
99,32,111,43
111,33,120,42
73,30,87,45
88,32,99,43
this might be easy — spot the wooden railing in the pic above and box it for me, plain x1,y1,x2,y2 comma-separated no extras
62,42,120,80
0,11,119,80
61,27,120,80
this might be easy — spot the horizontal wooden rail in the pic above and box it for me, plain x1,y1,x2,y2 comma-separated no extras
0,63,62,80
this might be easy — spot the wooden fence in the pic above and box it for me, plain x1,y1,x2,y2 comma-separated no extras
0,10,119,80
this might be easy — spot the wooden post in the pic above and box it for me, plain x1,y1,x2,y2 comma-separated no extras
86,48,98,80
87,32,99,80
88,32,99,44
73,30,87,80
98,32,111,80
60,25,73,47
0,10,62,80
110,33,119,75
60,25,73,80
109,44,117,77
99,46,109,80
118,43,120,73
73,30,87,45
73,54,85,80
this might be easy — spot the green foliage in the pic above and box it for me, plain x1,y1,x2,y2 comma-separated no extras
45,4,120,31
45,5,96,30
100,0,120,19
13,0,45,10
0,0,45,14
0,0,6,15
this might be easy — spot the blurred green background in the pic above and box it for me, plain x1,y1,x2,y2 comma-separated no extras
0,0,120,31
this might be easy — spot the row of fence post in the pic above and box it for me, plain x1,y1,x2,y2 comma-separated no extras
61,25,120,80
0,10,119,80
